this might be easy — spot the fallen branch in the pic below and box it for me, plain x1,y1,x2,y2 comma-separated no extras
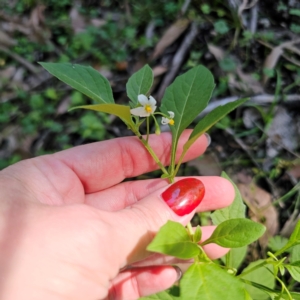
198,94,300,117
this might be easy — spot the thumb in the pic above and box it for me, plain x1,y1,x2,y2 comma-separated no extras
111,178,205,265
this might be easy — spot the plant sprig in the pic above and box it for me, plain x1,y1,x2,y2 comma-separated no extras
39,62,300,299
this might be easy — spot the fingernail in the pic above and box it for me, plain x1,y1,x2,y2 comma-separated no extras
173,265,182,281
205,133,211,147
161,178,205,216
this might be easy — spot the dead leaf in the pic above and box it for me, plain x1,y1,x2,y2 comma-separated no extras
69,6,86,33
152,18,190,60
263,46,283,85
29,5,46,31
56,96,71,115
0,66,16,81
115,61,128,71
0,29,17,47
29,5,52,43
91,18,106,28
266,106,299,158
207,44,225,61
236,66,264,94
187,152,222,176
263,38,300,85
238,182,279,248
152,65,168,77
289,165,300,179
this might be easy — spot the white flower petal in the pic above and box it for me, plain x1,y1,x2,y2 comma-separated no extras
130,107,150,117
138,94,148,106
152,105,157,113
161,117,169,125
148,96,157,106
168,111,175,118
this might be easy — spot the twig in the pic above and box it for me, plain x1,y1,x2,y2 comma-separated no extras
249,1,258,34
181,0,191,15
0,46,39,74
156,22,198,100
145,21,156,40
197,94,300,118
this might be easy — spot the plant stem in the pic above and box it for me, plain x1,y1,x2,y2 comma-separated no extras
146,117,150,143
131,126,169,175
276,276,293,300
187,222,194,235
173,149,187,177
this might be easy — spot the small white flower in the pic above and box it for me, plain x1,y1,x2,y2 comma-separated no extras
161,111,175,125
130,94,157,117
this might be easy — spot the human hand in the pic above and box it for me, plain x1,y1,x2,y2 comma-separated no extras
0,131,234,300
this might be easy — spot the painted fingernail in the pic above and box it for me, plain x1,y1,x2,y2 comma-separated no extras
173,265,182,281
205,133,211,147
161,178,205,216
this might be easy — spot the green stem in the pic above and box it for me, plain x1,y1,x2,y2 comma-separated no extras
146,117,150,143
131,126,169,175
173,148,188,177
276,276,293,300
187,222,194,235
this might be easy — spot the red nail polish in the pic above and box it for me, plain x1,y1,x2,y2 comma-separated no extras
161,178,205,216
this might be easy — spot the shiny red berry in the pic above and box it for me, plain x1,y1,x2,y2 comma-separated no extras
161,178,205,216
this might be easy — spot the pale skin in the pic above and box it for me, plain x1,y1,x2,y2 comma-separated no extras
0,130,235,300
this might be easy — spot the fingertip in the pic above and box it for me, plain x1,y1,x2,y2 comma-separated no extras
199,176,235,211
109,266,180,300
218,177,236,206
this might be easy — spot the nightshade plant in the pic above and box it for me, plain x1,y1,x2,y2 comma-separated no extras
40,63,300,299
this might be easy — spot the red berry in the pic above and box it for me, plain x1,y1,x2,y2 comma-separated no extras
161,178,205,216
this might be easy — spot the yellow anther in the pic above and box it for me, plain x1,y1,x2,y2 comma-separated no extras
169,119,175,125
145,105,152,113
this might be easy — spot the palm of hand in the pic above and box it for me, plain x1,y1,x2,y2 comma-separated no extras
0,133,234,300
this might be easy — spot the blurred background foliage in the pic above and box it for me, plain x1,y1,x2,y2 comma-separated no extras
1,0,300,289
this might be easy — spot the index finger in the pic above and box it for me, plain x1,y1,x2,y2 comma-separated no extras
54,131,209,193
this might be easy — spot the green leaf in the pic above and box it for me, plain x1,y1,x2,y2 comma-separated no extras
286,262,300,282
268,235,289,252
126,64,153,106
183,98,247,155
202,219,266,248
193,225,202,243
242,281,278,299
147,220,200,259
39,63,114,104
160,65,215,168
290,292,300,300
180,263,247,299
212,172,247,268
244,290,253,300
69,104,134,127
290,244,300,263
242,260,275,299
222,246,248,270
275,220,300,255
211,171,246,225
288,220,300,246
